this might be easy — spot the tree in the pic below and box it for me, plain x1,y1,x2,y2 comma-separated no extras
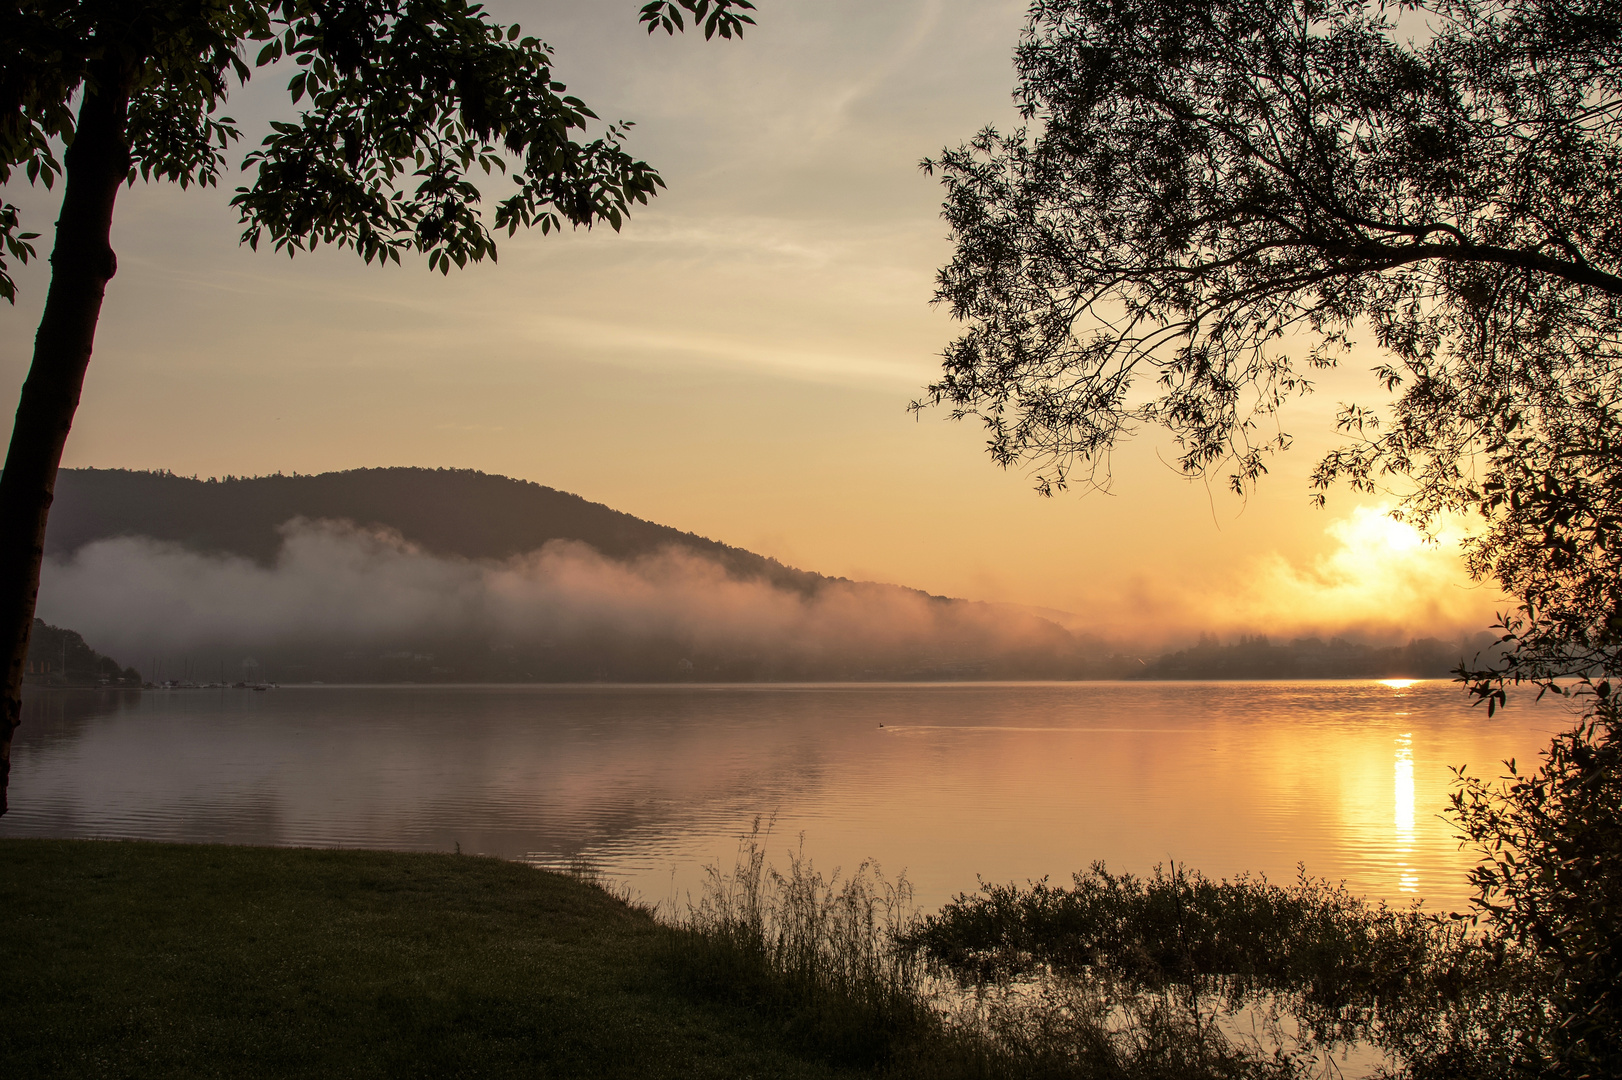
919,0,1622,689
0,0,755,812
920,0,1622,1071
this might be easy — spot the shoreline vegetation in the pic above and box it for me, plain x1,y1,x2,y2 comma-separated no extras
0,835,1544,1080
21,620,141,689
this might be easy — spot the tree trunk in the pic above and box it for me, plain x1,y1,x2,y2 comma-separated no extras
0,68,132,814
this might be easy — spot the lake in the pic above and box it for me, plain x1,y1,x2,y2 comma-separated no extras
0,680,1569,913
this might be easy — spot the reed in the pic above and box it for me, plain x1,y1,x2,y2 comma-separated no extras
909,863,1545,1079
660,819,950,1069
661,835,1545,1080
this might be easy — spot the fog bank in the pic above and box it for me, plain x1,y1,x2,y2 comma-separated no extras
38,519,1079,680
35,503,1499,681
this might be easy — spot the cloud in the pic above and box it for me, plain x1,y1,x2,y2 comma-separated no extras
1056,504,1499,648
1236,505,1493,634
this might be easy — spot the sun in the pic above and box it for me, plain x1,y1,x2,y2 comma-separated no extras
1339,507,1427,554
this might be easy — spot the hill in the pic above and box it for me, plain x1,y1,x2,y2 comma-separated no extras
39,468,1096,683
46,467,826,593
23,619,141,687
37,468,1474,684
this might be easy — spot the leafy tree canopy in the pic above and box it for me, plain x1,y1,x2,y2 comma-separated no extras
924,6,1622,1067
0,0,757,292
920,0,1622,691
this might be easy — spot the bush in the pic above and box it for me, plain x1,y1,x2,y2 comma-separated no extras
661,731,1622,1080
905,864,1542,1080
659,826,1549,1080
1450,689,1622,1079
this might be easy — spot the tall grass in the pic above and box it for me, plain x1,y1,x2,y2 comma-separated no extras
908,863,1544,1079
659,831,1544,1080
660,820,947,1069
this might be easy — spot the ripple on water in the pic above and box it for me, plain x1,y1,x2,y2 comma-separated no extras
0,681,1567,912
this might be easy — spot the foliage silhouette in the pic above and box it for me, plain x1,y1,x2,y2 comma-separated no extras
669,831,1552,1079
920,2,1622,1072
1451,687,1622,1077
919,0,1622,696
906,863,1545,1079
24,617,139,687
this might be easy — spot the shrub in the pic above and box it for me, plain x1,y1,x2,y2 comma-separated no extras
1450,689,1622,1078
904,864,1543,1079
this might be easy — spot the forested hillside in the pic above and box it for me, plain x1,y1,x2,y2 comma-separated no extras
39,468,1099,682
24,620,141,687
1139,635,1474,680
46,468,824,593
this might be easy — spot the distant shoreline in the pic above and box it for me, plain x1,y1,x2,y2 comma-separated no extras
23,675,1455,690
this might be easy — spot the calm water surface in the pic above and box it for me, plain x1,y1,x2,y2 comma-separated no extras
0,681,1569,912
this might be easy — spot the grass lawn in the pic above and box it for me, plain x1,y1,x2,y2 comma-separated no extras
0,839,858,1079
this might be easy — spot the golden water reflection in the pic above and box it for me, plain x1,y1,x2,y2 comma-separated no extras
1,681,1567,912
1394,731,1417,893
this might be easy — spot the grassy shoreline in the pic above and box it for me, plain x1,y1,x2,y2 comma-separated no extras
1,836,1550,1079
0,838,857,1079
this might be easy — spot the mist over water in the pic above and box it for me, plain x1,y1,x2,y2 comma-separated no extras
16,511,1554,916
36,508,1495,680
1039,504,1498,650
37,519,1076,679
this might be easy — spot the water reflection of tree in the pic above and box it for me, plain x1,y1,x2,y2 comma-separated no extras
19,688,140,742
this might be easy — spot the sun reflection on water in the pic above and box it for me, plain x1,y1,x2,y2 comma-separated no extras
1394,732,1418,892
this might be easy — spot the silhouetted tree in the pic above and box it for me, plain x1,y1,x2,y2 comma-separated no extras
921,2,1622,1070
0,0,754,812
921,0,1621,690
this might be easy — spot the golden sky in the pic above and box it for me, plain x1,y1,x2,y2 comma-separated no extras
0,0,1499,645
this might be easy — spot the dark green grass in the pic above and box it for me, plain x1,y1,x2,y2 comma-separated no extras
0,838,857,1080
